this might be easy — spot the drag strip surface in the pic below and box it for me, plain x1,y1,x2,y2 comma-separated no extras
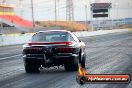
0,32,132,88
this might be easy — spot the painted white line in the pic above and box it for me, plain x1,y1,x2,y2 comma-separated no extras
0,54,22,60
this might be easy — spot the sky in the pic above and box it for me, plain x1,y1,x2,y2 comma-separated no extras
3,0,132,21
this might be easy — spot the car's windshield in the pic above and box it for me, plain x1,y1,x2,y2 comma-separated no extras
31,32,74,42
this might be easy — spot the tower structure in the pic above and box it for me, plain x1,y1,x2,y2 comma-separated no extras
66,0,74,21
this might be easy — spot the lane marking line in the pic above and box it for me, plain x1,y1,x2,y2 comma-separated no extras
0,54,22,60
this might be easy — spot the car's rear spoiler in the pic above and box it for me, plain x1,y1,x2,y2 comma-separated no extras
27,42,73,46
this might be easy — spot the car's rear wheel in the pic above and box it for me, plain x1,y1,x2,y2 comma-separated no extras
64,57,79,71
81,56,86,68
25,64,40,73
64,63,79,71
64,64,71,71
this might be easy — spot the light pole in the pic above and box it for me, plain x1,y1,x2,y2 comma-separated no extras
115,3,118,19
55,0,57,26
115,3,118,27
31,0,35,31
89,1,93,31
19,0,23,18
0,0,6,34
85,5,88,31
127,2,130,24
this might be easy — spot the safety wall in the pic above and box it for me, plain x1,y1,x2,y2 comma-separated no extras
0,29,129,46
0,34,32,46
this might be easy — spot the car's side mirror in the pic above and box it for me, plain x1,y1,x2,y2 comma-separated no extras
78,39,82,42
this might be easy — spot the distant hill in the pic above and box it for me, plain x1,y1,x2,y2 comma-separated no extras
35,21,89,31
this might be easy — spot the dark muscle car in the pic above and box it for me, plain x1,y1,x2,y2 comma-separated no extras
23,30,86,73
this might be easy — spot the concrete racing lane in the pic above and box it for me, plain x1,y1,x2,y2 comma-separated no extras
0,31,132,88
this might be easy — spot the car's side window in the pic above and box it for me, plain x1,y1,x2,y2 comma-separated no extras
70,33,79,42
69,35,75,42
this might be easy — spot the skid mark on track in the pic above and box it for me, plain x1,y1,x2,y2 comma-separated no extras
0,54,22,60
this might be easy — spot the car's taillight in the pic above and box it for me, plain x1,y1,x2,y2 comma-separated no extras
56,48,74,52
24,48,41,53
27,43,32,46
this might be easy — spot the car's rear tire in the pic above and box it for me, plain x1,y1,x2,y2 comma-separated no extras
25,64,40,73
72,63,79,71
64,57,79,71
64,63,79,71
81,57,86,68
64,64,72,71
